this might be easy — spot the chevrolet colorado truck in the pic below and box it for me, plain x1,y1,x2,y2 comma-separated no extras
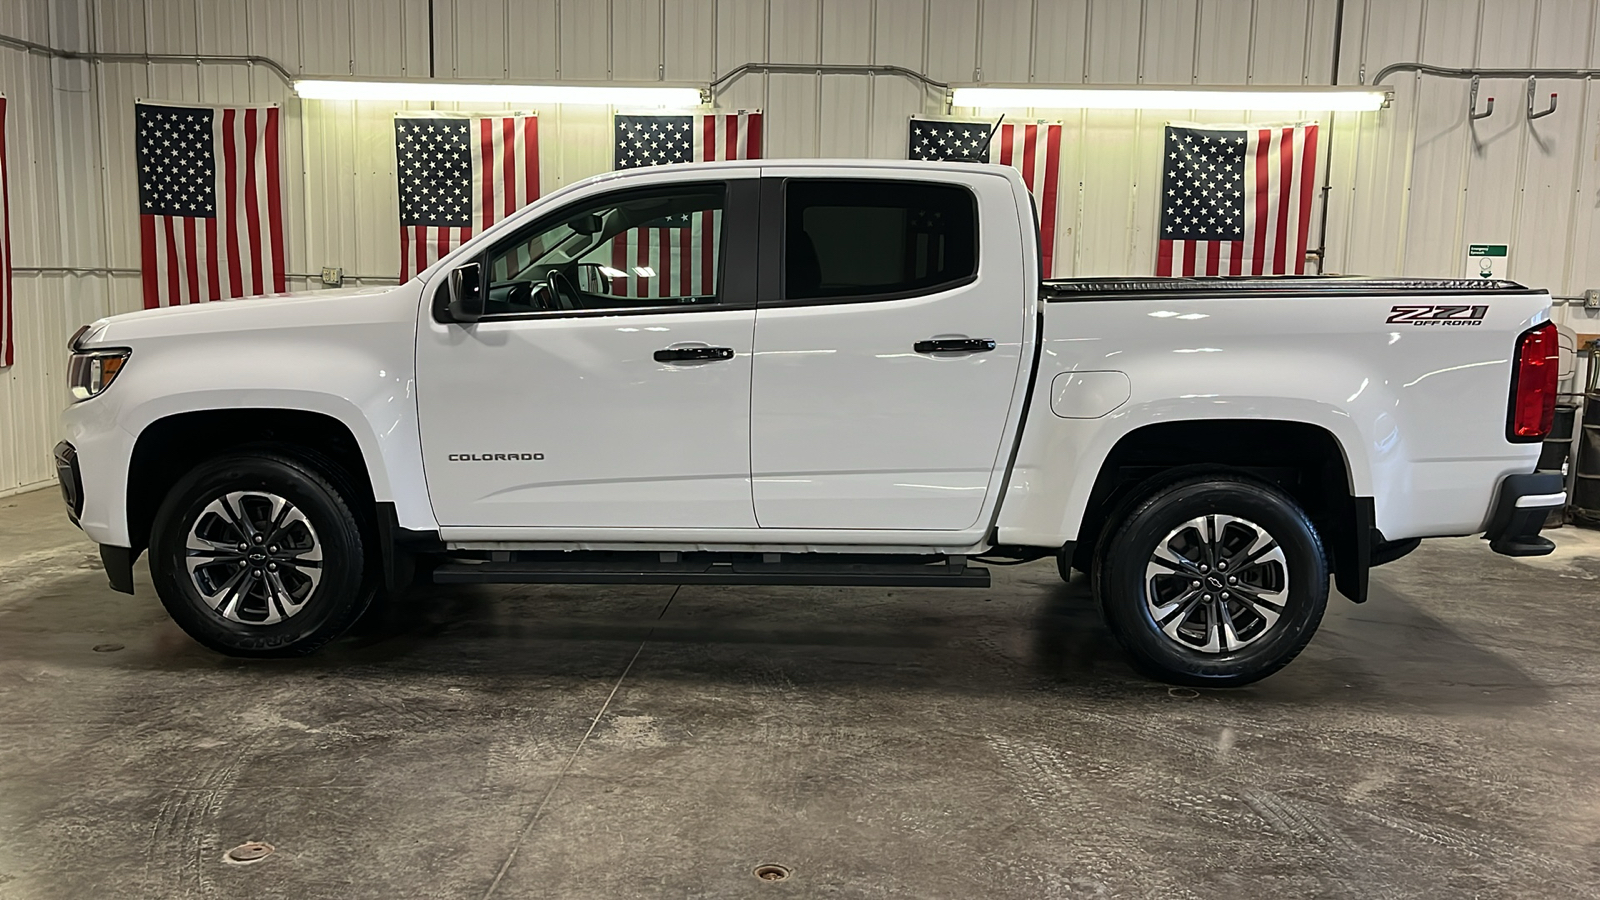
56,159,1564,685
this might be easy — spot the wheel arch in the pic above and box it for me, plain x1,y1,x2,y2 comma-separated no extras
126,407,379,557
1068,418,1374,602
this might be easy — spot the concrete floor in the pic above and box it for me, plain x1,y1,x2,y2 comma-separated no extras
3,486,1600,899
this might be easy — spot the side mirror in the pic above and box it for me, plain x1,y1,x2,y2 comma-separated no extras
447,263,483,323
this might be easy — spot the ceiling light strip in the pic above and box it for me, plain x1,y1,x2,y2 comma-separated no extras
294,79,705,107
951,86,1390,112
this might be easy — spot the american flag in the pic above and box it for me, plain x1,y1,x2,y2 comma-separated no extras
1155,123,1319,276
595,209,723,299
396,114,540,282
908,117,1064,277
603,111,759,298
0,95,11,367
613,110,762,168
136,103,285,308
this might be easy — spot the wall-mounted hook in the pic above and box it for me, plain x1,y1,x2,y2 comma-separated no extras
1527,77,1558,119
1469,75,1495,120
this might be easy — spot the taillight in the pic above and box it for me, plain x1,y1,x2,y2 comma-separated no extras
1507,322,1558,441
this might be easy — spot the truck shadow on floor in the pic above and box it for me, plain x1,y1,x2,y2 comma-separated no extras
315,571,1552,712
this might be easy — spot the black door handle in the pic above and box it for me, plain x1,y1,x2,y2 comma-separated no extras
914,338,996,354
654,346,735,363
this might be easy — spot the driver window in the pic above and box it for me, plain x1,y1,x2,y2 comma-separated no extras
482,184,726,316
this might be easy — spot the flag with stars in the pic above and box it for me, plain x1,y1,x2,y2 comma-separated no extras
396,113,540,282
908,117,1063,277
613,110,762,169
1156,123,1318,276
136,102,285,308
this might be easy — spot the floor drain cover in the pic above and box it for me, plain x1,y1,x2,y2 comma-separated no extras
1168,687,1199,699
753,864,791,882
92,643,124,653
223,842,274,865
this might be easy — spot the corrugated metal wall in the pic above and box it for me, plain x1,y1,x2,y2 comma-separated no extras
1,0,1598,493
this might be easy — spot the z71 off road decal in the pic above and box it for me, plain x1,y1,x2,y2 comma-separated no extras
1386,304,1489,326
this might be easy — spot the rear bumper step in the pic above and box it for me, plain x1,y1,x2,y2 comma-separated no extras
1484,471,1564,557
431,560,991,588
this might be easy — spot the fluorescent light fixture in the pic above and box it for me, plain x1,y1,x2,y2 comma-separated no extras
294,79,704,107
951,85,1390,111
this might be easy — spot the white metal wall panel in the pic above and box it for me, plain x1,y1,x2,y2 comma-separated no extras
351,0,417,77
663,0,716,81
822,0,872,66
612,0,664,81
873,0,926,70
1032,0,1089,83
506,0,561,81
247,0,304,75
925,0,978,82
1086,0,1142,84
1250,0,1313,83
454,0,508,80
979,0,1036,83
1195,0,1255,83
820,74,871,157
559,0,611,80
769,0,820,64
299,0,353,76
92,0,148,54
766,72,821,157
143,0,198,55
1142,0,1200,85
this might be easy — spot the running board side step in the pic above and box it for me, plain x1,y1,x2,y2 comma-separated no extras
431,557,991,588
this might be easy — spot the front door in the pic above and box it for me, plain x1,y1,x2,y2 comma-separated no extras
417,176,760,529
749,172,1030,531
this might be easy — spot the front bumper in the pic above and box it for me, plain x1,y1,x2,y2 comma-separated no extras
1483,472,1564,556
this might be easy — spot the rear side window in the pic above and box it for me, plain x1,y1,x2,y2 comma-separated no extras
783,179,978,301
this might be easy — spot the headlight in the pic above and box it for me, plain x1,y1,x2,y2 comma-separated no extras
68,349,131,401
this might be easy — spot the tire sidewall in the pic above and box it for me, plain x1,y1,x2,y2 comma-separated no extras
150,454,367,657
1098,476,1328,686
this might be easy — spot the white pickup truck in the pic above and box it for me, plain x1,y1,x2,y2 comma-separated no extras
56,159,1563,685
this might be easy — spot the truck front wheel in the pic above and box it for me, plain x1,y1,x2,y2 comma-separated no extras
148,452,373,657
1094,474,1328,687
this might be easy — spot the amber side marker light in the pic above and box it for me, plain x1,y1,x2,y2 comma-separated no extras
68,349,131,401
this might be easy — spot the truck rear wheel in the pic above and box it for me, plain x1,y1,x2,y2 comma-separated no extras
1094,474,1327,687
148,452,373,657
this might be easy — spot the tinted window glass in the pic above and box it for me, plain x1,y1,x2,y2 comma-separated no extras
784,179,977,301
482,185,726,316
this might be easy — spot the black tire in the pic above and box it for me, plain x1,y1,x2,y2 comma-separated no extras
1094,473,1328,687
148,452,375,657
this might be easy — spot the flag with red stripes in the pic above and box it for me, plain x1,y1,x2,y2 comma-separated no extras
908,117,1064,277
135,102,285,308
613,110,762,168
599,111,757,299
396,113,539,283
596,210,722,299
0,95,12,367
1155,123,1319,277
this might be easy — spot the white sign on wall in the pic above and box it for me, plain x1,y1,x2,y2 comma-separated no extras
1468,243,1509,279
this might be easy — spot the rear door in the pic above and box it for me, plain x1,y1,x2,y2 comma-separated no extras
748,168,1032,531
